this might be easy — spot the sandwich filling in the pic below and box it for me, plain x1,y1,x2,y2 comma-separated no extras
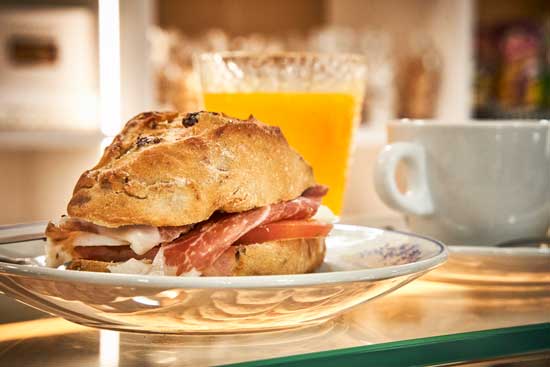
45,185,334,276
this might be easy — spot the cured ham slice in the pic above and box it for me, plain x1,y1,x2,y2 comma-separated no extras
163,185,328,275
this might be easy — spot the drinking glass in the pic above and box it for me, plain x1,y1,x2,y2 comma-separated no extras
196,52,367,214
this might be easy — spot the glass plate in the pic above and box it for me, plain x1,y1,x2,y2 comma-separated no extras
0,224,447,334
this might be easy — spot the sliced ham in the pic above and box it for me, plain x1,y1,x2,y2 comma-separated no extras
163,185,328,275
302,185,329,197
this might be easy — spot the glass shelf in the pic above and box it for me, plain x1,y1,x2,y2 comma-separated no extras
0,275,548,367
224,324,550,367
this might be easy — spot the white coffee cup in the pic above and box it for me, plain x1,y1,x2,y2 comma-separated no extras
374,120,550,246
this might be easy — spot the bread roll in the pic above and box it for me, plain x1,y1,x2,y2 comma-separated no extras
68,111,315,227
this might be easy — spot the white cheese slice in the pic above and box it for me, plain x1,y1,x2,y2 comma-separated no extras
312,205,339,224
45,239,74,268
108,258,152,274
57,217,163,255
97,225,161,255
180,268,202,277
107,254,202,276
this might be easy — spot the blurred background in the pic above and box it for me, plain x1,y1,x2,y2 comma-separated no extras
1,0,549,226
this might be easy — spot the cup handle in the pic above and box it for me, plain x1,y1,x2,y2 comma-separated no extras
374,142,434,216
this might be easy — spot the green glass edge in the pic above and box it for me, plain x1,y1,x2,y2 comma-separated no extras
221,323,550,367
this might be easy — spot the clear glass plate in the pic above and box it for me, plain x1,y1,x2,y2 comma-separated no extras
0,224,447,334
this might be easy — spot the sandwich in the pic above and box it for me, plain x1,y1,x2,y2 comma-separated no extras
45,111,335,276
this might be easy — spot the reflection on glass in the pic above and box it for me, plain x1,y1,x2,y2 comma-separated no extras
100,330,120,367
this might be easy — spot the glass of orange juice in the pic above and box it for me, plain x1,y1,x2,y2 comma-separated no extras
196,52,367,214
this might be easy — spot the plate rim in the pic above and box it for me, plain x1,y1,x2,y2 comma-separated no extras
0,224,448,289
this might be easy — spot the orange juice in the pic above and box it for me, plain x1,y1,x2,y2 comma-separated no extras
204,92,358,214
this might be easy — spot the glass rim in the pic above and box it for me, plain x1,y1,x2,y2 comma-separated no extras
196,51,367,64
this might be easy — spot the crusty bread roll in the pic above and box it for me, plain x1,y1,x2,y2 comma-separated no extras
68,111,315,227
67,238,326,276
203,238,326,276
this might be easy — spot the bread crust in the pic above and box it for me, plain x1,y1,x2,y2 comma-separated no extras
66,259,110,272
68,112,315,227
66,238,326,276
203,238,326,276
